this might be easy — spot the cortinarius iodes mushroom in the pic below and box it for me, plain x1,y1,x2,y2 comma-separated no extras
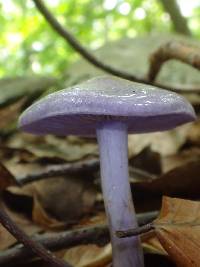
18,76,196,267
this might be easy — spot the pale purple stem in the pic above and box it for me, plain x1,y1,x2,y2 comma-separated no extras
96,121,144,267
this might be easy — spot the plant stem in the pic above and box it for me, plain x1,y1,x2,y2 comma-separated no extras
96,121,144,267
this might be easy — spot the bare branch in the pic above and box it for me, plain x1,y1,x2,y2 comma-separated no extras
116,223,154,238
18,158,99,185
159,0,191,36
0,224,108,266
32,0,200,94
17,159,156,186
32,0,144,83
0,211,158,266
148,41,200,82
0,207,72,267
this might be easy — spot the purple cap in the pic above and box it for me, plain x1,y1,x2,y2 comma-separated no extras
19,76,196,136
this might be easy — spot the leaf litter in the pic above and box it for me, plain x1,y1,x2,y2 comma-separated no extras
153,197,200,267
0,58,200,266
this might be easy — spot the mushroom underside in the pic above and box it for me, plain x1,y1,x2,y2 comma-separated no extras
20,113,192,135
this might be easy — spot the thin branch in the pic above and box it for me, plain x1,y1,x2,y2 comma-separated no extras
17,159,156,185
18,158,100,185
0,224,109,266
148,41,200,82
0,211,158,266
0,207,72,267
32,0,200,94
159,0,191,36
116,223,154,238
32,0,144,83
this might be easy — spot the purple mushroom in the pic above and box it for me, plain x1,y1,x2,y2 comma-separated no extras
18,76,196,267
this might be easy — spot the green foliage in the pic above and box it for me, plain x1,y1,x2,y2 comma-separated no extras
0,0,199,78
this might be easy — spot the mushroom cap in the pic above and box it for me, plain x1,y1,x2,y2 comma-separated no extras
19,76,196,136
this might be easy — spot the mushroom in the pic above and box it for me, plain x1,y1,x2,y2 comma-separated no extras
18,76,196,267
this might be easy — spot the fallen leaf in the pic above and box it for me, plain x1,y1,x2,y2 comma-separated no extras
63,244,112,267
32,193,66,229
6,175,97,228
0,146,36,163
142,232,167,255
0,98,26,129
128,123,192,157
154,196,200,267
187,119,200,146
162,147,200,172
134,161,200,199
0,162,17,191
8,133,98,162
130,146,162,175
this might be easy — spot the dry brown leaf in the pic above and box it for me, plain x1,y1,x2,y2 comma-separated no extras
5,162,42,181
63,244,112,267
6,175,97,228
187,119,200,146
130,146,162,175
0,146,36,164
142,232,167,255
154,196,200,267
0,162,17,191
77,212,107,228
8,133,98,161
162,148,200,172
33,177,97,224
32,193,66,229
0,98,26,129
134,161,200,199
128,123,191,157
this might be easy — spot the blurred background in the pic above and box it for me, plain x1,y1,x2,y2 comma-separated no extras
1,0,200,77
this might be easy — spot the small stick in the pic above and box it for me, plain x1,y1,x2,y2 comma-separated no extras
0,207,72,267
148,41,200,82
0,211,158,266
18,158,99,185
116,223,154,238
17,160,156,186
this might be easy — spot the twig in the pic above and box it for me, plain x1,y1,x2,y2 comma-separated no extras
136,211,158,225
32,0,200,94
0,211,158,266
159,0,191,36
16,159,156,185
0,207,72,267
116,223,154,238
0,224,109,266
148,41,200,82
18,158,100,185
31,0,144,83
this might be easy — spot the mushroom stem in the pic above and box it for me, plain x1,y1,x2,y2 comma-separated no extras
96,121,144,267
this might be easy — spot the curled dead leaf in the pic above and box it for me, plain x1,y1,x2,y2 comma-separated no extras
154,197,200,267
5,175,97,229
